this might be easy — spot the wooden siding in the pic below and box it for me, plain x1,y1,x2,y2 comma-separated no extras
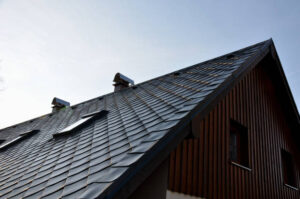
168,63,300,198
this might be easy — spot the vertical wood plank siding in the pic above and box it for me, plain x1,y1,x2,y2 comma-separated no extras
168,64,300,198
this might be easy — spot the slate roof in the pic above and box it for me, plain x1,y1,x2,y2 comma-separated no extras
0,40,276,199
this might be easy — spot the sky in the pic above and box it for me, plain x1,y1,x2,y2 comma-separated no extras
0,0,299,129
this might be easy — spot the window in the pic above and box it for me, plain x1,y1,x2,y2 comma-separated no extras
281,149,297,187
229,120,249,167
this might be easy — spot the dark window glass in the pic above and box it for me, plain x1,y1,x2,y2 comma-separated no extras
229,120,249,167
0,140,5,145
281,149,297,187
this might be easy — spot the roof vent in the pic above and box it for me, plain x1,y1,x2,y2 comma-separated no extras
113,73,134,91
52,97,70,112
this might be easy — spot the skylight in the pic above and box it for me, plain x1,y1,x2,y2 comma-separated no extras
57,116,92,135
53,110,108,137
0,129,39,151
0,137,22,151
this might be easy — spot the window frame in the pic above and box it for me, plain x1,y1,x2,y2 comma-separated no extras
281,149,297,189
229,119,250,169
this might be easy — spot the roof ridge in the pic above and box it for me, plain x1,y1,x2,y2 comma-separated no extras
58,39,272,108
0,39,271,132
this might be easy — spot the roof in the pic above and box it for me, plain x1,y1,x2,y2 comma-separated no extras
0,39,298,199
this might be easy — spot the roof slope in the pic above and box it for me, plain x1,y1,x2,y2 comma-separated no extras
0,39,290,199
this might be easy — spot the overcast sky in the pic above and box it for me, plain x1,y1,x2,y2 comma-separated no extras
0,0,299,129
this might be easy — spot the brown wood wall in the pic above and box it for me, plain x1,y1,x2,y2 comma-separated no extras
168,63,300,199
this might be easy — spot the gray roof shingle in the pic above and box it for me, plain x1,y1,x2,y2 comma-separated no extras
0,40,271,199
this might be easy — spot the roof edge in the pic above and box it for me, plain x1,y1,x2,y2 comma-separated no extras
268,40,300,122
